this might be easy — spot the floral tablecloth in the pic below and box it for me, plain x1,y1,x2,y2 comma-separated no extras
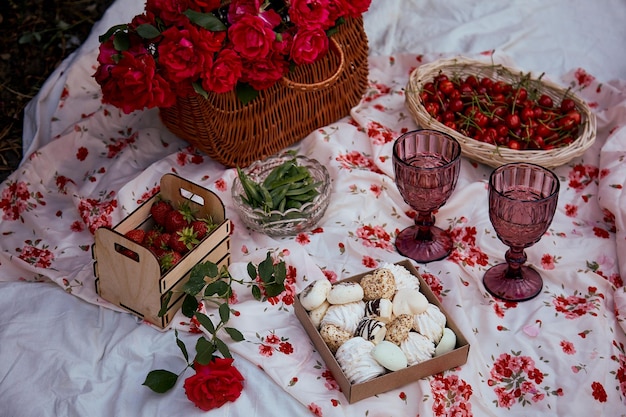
1,1,626,416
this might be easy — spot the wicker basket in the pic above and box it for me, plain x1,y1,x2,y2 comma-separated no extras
160,16,369,168
405,56,597,169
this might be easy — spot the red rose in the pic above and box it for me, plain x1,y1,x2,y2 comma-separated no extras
291,28,329,65
188,0,221,12
158,25,210,83
202,48,243,93
95,47,175,113
228,14,276,60
183,358,245,411
145,0,190,25
289,0,333,30
241,52,289,90
334,0,372,18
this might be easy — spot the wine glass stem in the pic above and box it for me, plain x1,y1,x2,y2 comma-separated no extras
504,247,527,279
414,212,435,241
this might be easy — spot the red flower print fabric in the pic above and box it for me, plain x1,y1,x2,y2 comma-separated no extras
1,49,626,417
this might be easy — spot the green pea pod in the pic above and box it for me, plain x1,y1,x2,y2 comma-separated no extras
289,189,319,202
260,185,274,211
270,184,290,209
237,168,263,207
285,199,303,210
262,159,296,188
266,171,310,189
285,181,321,197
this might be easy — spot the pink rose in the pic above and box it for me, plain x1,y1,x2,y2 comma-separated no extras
202,48,243,93
183,358,245,411
291,28,329,65
228,14,276,60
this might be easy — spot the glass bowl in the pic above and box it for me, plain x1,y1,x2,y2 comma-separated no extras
232,153,331,237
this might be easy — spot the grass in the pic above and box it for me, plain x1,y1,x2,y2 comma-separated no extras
0,0,114,183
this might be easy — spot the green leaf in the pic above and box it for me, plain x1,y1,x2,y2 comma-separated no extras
192,81,209,99
183,9,227,31
264,282,284,298
258,252,274,283
184,261,217,295
195,337,215,365
273,260,287,286
224,326,245,342
247,262,257,280
135,23,161,39
215,337,232,359
142,370,178,393
251,284,261,301
158,291,173,318
98,24,128,43
218,302,231,323
195,311,215,334
236,83,258,105
181,293,199,318
112,31,130,52
174,329,189,362
204,280,230,298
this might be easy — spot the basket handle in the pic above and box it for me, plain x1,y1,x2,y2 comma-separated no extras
281,37,345,92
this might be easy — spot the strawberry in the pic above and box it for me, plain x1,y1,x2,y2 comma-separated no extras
190,220,208,240
143,229,161,247
165,210,188,233
153,231,171,248
159,250,183,272
169,227,199,254
124,229,146,245
150,199,173,228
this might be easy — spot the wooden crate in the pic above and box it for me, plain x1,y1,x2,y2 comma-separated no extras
93,174,231,328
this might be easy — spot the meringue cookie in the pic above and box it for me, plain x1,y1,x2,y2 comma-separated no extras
384,314,413,345
381,262,420,292
320,323,352,353
321,300,365,334
299,279,332,311
360,268,396,300
391,288,428,316
413,303,447,343
327,281,364,305
434,327,457,357
355,317,387,344
372,340,408,371
400,332,435,365
364,298,393,323
335,337,386,384
308,300,330,329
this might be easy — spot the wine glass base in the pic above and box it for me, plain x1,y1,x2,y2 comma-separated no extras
483,263,543,302
395,225,453,263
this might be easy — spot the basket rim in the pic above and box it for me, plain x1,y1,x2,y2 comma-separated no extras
405,56,597,169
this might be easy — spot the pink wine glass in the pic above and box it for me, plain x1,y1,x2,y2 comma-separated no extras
393,129,461,263
483,162,560,302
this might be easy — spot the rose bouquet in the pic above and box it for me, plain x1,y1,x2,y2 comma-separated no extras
143,251,287,411
94,0,372,113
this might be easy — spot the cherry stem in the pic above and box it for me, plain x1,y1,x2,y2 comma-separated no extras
504,246,527,279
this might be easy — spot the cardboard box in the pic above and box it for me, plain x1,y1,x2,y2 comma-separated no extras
294,260,470,403
93,174,231,328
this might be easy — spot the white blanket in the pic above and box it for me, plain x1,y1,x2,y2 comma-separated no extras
2,1,626,416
